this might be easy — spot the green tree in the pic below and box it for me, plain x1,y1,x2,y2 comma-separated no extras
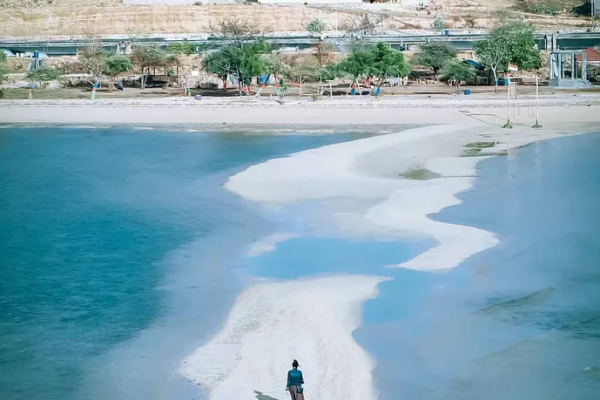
372,42,411,80
431,17,445,33
103,55,132,91
0,50,6,99
504,22,541,71
339,48,376,80
412,43,457,79
27,66,61,88
441,60,476,91
203,41,271,94
307,18,326,36
167,42,196,55
306,17,333,66
130,46,168,88
0,50,7,84
474,39,508,92
475,21,541,92
203,17,270,94
203,50,232,85
339,43,410,94
315,62,340,81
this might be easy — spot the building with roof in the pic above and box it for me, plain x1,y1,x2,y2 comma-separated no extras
576,47,600,64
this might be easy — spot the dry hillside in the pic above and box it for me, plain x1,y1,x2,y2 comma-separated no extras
0,0,591,37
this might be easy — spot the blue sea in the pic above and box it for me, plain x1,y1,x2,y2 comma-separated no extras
0,126,372,400
1,127,600,400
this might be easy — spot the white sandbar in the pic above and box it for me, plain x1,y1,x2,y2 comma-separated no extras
180,275,386,400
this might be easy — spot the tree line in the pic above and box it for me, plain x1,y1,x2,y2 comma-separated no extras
0,17,542,96
200,17,541,94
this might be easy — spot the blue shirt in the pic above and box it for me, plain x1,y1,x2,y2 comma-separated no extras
286,369,304,388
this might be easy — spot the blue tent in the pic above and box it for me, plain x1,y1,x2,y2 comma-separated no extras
463,59,483,70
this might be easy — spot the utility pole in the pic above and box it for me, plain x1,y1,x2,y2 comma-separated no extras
502,75,513,129
592,0,597,30
532,74,542,129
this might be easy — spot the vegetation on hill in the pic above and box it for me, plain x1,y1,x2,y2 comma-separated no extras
307,18,326,36
513,0,581,16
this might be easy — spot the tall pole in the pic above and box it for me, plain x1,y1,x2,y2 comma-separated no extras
502,75,513,128
592,0,596,30
532,74,542,128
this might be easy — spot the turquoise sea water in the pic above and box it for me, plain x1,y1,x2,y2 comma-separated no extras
0,127,370,400
360,133,600,400
4,127,600,400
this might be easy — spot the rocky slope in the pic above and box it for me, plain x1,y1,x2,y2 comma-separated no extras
0,0,590,37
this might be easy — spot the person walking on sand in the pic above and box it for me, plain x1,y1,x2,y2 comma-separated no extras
286,359,304,400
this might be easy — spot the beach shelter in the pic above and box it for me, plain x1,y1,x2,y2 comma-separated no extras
463,59,483,70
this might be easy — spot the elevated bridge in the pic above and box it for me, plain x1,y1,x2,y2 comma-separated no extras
2,32,600,56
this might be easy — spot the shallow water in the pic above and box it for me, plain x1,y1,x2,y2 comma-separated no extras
4,127,600,400
0,127,370,400
360,133,600,400
249,132,600,400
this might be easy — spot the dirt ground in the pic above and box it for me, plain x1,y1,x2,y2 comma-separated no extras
3,82,600,101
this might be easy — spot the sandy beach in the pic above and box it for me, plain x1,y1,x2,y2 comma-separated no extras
1,94,600,126
4,95,600,400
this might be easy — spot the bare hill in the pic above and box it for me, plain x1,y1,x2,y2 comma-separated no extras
0,0,591,37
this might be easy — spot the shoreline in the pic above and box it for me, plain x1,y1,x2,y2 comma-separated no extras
179,108,600,399
1,96,600,126
3,99,599,399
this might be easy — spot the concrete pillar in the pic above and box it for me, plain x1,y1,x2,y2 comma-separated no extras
572,54,576,80
552,53,559,79
582,51,587,80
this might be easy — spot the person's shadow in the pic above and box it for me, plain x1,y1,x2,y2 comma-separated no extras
254,390,280,400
